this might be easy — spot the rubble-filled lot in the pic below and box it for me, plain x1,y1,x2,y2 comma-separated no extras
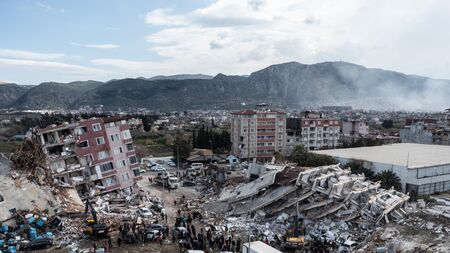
197,164,450,252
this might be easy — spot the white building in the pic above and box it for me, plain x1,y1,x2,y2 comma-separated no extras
286,113,340,153
399,123,433,144
314,143,450,196
341,120,369,136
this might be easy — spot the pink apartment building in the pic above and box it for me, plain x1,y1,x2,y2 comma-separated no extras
36,117,142,199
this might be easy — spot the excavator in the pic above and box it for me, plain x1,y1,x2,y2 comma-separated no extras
84,199,109,240
284,215,305,250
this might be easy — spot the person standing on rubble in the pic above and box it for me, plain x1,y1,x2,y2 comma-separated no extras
117,236,122,247
108,237,112,249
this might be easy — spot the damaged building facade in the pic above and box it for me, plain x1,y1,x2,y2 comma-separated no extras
231,109,286,160
36,117,142,199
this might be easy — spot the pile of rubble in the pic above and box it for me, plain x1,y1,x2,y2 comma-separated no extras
208,164,410,250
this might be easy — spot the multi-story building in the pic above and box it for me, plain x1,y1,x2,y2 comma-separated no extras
36,117,142,199
341,120,369,136
231,109,286,160
286,112,340,153
400,122,450,145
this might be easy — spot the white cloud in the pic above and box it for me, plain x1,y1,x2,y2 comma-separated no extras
90,58,168,75
145,8,186,26
0,58,105,75
36,1,65,13
70,42,120,49
0,49,65,60
140,0,450,79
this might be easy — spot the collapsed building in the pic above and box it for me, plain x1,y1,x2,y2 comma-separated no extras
215,164,410,248
34,117,142,199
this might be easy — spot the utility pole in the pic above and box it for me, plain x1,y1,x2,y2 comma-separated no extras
209,140,213,165
177,145,180,177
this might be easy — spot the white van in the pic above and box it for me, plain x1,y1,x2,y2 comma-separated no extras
191,163,203,170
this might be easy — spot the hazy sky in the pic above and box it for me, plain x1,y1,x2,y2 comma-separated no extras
1,0,450,84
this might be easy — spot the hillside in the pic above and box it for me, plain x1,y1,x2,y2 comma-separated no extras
13,80,103,109
2,61,450,111
0,83,31,108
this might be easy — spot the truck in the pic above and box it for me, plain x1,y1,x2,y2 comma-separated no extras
155,174,180,189
242,241,283,253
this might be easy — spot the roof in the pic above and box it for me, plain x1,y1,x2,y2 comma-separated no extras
218,170,278,202
313,143,450,169
102,116,129,124
231,109,256,115
242,241,283,253
231,109,286,115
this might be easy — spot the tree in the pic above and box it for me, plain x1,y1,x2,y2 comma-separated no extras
291,145,337,167
173,133,192,161
375,170,402,190
345,160,375,179
192,125,231,152
382,120,394,129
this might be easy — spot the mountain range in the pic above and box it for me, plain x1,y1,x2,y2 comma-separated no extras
1,61,449,111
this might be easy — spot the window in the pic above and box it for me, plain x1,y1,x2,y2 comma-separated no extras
104,176,118,186
100,162,114,172
114,146,124,155
92,123,102,132
128,156,138,164
85,154,94,164
117,160,126,168
74,127,87,135
96,137,105,145
121,130,131,139
78,140,89,148
126,143,134,151
133,168,140,177
121,173,130,181
110,133,120,141
98,150,109,160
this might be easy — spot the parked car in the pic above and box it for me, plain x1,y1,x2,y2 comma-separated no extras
21,238,53,251
145,229,161,241
147,224,168,233
156,160,165,164
168,161,176,167
150,166,166,172
183,180,196,187
137,207,153,218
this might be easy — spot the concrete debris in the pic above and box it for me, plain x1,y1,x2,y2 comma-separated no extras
209,163,411,251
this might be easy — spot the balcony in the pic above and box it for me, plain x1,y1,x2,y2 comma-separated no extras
53,164,83,175
104,183,121,192
102,170,117,178
70,176,89,185
43,136,76,148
